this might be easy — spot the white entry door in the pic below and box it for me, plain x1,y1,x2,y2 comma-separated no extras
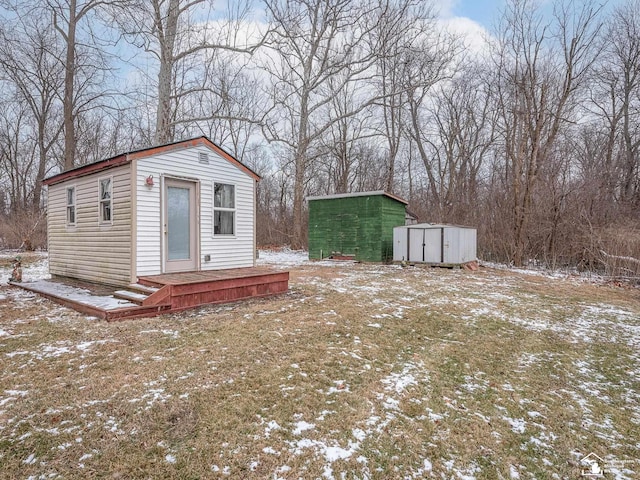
164,178,198,273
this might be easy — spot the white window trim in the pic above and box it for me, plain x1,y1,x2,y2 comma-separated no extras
66,185,76,227
98,176,113,225
213,181,236,237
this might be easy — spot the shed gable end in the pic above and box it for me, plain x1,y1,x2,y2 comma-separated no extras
308,194,406,262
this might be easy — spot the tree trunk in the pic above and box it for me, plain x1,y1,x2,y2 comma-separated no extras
63,0,77,171
291,91,310,250
154,0,180,145
33,120,48,210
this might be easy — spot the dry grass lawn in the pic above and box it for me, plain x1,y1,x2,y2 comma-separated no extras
1,252,639,479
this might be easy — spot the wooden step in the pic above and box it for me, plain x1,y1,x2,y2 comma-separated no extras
113,290,149,305
127,283,159,295
137,278,166,289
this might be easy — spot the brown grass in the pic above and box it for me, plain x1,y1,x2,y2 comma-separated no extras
1,261,639,478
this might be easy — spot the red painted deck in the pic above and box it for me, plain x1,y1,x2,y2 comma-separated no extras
137,267,290,314
12,267,289,321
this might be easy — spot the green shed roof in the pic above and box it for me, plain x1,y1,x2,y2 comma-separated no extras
307,190,408,205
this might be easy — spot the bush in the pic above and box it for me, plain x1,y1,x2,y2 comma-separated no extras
0,208,47,250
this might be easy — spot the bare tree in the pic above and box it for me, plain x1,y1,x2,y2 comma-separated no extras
419,65,495,222
368,0,435,192
0,102,30,211
591,0,640,205
113,0,264,145
189,57,266,161
491,0,602,266
36,0,118,170
262,0,387,248
0,14,64,208
318,74,374,194
403,30,459,208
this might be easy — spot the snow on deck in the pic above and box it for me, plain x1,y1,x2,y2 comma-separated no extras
16,280,138,310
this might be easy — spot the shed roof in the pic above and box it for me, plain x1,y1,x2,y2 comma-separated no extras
43,136,260,186
400,223,476,230
306,190,408,205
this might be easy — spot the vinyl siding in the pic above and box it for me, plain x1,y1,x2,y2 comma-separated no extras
135,144,255,276
47,164,132,286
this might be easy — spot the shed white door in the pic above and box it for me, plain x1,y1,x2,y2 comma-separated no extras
443,228,459,264
408,228,424,262
423,229,442,263
408,228,442,263
164,178,198,273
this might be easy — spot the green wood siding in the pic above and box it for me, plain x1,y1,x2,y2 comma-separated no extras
308,194,406,262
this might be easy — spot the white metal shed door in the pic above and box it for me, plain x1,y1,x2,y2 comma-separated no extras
408,228,424,262
408,228,442,263
424,228,441,263
393,227,407,262
443,228,460,264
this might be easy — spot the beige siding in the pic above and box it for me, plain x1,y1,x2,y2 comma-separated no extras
135,144,255,276
48,165,132,287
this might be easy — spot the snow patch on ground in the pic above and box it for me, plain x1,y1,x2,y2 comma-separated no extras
0,253,50,285
2,250,639,479
257,248,309,267
292,421,315,435
4,339,116,363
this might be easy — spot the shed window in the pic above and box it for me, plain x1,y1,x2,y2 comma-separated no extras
214,183,235,235
66,187,76,226
99,178,112,223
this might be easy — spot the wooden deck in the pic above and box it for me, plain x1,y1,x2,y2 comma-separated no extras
12,267,289,321
137,267,290,314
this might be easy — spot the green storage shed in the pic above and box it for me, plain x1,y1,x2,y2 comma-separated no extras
307,191,408,262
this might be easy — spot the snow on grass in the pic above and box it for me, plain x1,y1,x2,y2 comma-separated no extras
264,420,281,438
22,258,50,282
258,248,364,268
1,252,639,478
286,435,362,471
257,248,309,266
4,340,116,363
504,416,527,434
292,420,316,435
381,362,424,394
0,252,49,285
